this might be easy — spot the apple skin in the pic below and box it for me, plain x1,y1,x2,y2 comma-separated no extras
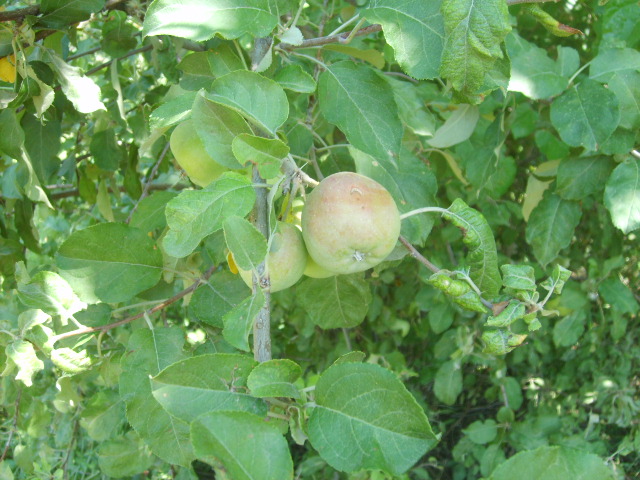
303,254,336,278
239,221,307,292
170,120,229,187
301,172,401,274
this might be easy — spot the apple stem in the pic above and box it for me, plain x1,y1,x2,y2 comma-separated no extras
399,206,449,220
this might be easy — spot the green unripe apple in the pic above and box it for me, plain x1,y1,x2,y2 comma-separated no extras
301,172,401,274
170,120,229,187
239,221,307,292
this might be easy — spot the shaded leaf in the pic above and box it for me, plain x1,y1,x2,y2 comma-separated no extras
189,271,249,328
222,290,265,351
603,157,640,234
556,155,615,200
434,360,462,405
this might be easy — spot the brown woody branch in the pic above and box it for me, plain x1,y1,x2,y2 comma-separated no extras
0,0,127,23
52,265,217,342
279,24,383,51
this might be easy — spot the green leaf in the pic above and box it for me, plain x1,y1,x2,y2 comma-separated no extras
525,193,582,266
598,276,639,314
351,147,437,245
464,419,498,445
149,92,197,130
129,191,178,233
223,216,267,271
0,109,24,159
505,32,568,100
79,391,126,441
56,223,163,304
206,70,288,135
152,354,265,422
440,0,511,98
501,264,536,292
608,70,640,129
589,48,640,82
386,76,436,137
550,79,620,152
192,93,252,169
364,0,444,79
90,129,127,171
163,173,256,258
17,271,86,322
556,155,615,200
232,134,289,179
142,0,277,41
222,290,265,351
443,199,502,298
318,61,402,163
119,328,193,466
486,301,526,328
44,50,105,114
428,272,488,313
323,44,386,69
553,310,586,347
308,362,438,474
192,411,294,480
247,359,302,398
489,446,616,480
482,329,527,355
274,64,316,93
39,0,105,29
540,265,572,296
101,10,138,57
21,113,61,185
297,274,372,329
50,348,93,374
427,104,479,148
603,157,640,234
4,340,44,387
97,433,153,479
189,271,249,328
434,359,462,405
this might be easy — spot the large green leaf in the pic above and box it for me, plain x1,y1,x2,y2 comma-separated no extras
556,155,615,200
192,411,293,480
189,271,249,328
247,359,302,398
589,48,640,82
206,71,288,135
163,173,256,258
489,446,615,480
142,0,278,41
550,79,620,152
505,32,567,100
97,433,153,479
21,113,61,185
39,0,105,29
297,274,372,329
223,216,267,272
119,328,193,466
192,93,252,169
440,0,511,98
443,199,502,298
428,104,479,148
56,223,163,304
318,61,403,163
608,70,640,129
308,362,438,474
0,109,24,159
525,192,582,266
222,290,265,352
364,0,444,80
151,354,266,422
434,359,462,405
17,271,86,322
603,157,640,234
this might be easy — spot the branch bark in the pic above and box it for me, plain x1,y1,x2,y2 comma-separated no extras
52,265,217,342
279,24,382,51
0,0,127,23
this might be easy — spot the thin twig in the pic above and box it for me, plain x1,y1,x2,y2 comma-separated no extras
506,0,559,4
0,388,22,463
51,265,217,342
48,183,181,201
398,235,440,273
126,141,171,224
67,46,101,61
85,44,153,76
279,24,382,50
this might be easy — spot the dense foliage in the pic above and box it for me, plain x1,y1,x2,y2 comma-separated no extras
0,0,638,479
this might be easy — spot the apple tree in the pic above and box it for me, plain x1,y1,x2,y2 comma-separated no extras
0,0,638,478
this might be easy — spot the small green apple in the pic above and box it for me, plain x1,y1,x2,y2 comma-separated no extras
170,120,229,187
238,221,307,292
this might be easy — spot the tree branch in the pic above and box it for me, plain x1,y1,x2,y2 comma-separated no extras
398,235,440,273
279,24,382,51
506,0,559,4
253,167,272,363
85,44,153,76
0,0,127,23
51,265,217,342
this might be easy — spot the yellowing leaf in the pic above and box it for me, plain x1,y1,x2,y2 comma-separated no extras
0,55,16,83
